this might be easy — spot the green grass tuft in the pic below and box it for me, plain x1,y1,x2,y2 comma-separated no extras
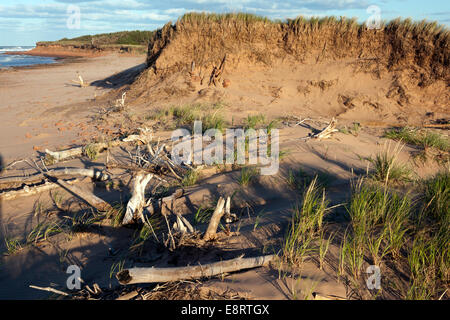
237,166,259,187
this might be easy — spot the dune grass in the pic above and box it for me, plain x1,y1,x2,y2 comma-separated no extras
337,172,449,299
282,178,330,264
286,167,333,191
367,142,411,183
179,13,449,39
385,127,449,152
243,114,266,130
181,169,199,187
4,238,23,256
237,166,259,187
149,103,226,132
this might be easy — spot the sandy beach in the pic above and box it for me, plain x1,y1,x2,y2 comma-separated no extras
0,53,146,162
0,14,448,301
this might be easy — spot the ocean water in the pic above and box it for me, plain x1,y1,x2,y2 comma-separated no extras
0,46,56,68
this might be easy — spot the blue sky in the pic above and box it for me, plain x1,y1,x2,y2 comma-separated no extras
0,0,449,45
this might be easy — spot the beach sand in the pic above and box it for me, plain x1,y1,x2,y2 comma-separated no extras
0,53,146,162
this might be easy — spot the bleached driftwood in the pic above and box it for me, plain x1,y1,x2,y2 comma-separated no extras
203,197,226,241
71,73,89,88
122,127,153,145
55,178,112,212
312,118,338,140
45,147,83,163
116,254,275,285
0,168,111,186
29,285,69,296
173,214,188,234
0,178,78,201
122,173,153,225
176,213,195,233
223,196,238,224
45,140,121,163
115,92,127,109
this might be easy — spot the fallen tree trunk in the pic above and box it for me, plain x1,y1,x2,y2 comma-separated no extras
0,178,78,201
116,254,275,285
0,168,111,186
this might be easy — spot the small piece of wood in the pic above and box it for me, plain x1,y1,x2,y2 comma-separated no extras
223,196,238,224
145,188,184,216
203,197,226,241
313,118,338,140
122,127,153,145
29,285,69,296
116,254,275,285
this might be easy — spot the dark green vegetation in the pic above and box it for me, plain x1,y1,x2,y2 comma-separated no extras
39,30,153,47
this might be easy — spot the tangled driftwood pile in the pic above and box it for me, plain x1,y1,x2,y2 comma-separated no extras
0,126,274,287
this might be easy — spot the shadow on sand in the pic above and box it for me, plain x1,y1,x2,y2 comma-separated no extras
90,63,147,89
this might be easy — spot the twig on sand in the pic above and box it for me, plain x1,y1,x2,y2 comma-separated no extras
29,285,69,296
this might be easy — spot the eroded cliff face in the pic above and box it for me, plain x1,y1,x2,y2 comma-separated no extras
125,14,449,126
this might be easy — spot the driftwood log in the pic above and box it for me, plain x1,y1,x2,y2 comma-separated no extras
29,285,69,296
0,168,111,186
0,178,78,201
45,140,121,163
116,254,275,285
